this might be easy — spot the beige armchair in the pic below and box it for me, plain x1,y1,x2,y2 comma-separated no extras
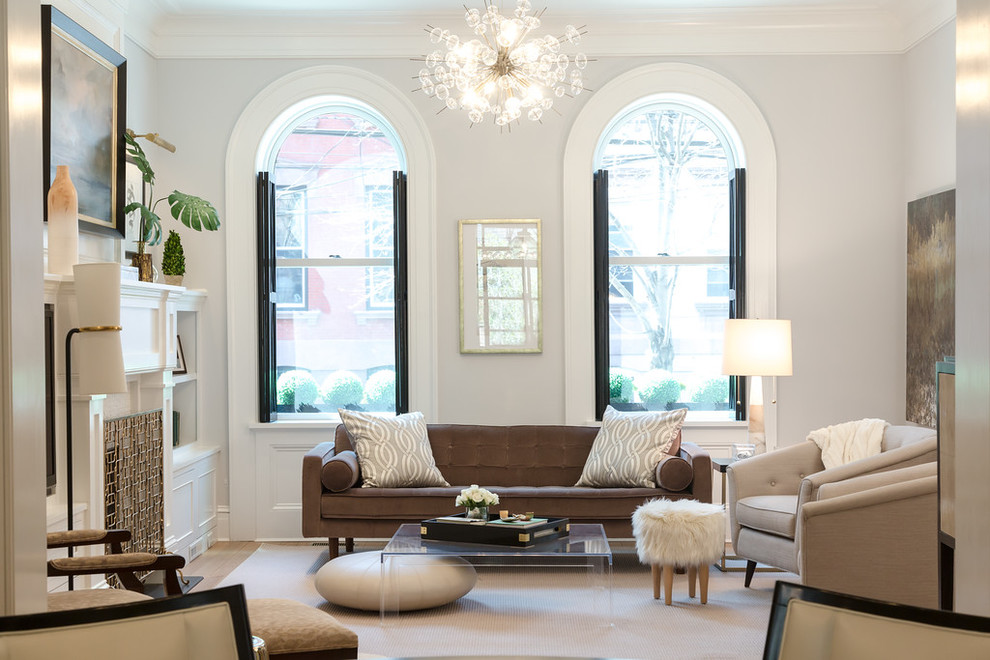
726,424,936,596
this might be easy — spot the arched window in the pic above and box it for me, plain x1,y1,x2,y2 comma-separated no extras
257,101,408,419
593,99,744,421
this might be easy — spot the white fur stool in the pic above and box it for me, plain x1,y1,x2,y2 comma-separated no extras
632,498,725,605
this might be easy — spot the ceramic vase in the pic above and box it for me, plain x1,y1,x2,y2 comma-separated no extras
47,165,78,275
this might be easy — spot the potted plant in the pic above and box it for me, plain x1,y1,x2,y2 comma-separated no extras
161,230,185,286
124,131,221,282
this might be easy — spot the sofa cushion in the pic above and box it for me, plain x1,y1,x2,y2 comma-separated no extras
320,485,677,520
736,494,798,539
575,406,687,488
339,410,449,488
654,455,693,491
321,450,360,492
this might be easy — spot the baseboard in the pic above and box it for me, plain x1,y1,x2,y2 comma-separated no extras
216,506,230,541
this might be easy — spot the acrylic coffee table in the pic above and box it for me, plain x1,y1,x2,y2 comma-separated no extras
380,523,613,625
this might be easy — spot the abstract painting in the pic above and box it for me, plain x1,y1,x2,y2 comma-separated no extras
906,189,955,428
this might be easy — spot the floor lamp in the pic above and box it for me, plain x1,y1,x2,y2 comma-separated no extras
722,319,793,454
65,263,127,589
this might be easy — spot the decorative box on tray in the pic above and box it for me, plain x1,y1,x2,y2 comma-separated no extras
420,514,570,547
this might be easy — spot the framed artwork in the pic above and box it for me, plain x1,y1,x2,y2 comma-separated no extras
905,189,955,427
42,5,127,237
175,336,188,375
120,155,146,262
459,218,542,353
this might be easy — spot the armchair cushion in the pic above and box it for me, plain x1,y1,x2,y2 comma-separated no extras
575,406,686,488
338,410,449,488
321,450,360,492
735,494,798,539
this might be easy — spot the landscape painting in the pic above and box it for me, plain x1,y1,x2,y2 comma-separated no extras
906,189,955,428
43,5,126,237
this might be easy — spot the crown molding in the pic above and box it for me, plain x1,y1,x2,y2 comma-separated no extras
65,0,957,60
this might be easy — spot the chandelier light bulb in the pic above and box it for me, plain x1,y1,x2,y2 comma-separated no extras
417,1,588,128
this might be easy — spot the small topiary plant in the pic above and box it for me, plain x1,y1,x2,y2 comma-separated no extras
276,370,319,408
363,369,396,411
691,377,730,406
321,370,364,409
161,230,185,277
635,370,684,409
609,369,635,403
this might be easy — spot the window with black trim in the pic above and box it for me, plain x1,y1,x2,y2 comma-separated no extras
257,107,408,420
594,102,745,421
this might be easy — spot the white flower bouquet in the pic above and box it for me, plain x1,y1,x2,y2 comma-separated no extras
455,484,499,509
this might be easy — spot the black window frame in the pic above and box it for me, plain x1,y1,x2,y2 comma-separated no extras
593,167,747,421
256,170,409,421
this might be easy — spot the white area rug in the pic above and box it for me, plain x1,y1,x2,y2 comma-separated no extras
218,542,795,659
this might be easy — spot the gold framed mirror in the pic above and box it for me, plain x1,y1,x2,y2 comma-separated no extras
459,219,542,353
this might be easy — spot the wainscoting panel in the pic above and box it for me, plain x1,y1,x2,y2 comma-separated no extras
253,427,331,540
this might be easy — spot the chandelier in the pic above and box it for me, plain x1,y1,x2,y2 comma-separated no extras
417,1,588,127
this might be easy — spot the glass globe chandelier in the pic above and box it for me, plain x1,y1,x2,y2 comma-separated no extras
417,1,588,128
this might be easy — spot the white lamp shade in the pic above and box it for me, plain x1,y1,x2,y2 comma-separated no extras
722,319,793,376
73,263,127,395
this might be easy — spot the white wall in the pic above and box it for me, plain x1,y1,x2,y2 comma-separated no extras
904,22,956,200
150,48,923,535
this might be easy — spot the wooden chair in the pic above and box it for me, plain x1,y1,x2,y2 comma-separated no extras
47,529,186,597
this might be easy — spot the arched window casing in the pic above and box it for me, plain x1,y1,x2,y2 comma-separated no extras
563,63,778,446
593,100,743,421
257,101,408,420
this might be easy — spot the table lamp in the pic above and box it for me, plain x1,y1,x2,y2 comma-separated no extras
722,319,792,454
64,263,127,588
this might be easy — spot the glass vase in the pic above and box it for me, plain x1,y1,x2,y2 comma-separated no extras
465,505,488,521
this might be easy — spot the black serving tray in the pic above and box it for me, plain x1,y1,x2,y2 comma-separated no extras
420,514,570,547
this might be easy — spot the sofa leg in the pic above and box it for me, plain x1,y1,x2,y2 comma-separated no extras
345,537,354,553
328,538,339,560
744,560,756,587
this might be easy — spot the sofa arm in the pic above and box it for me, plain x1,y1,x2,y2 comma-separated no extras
799,475,937,607
677,442,712,503
726,441,824,546
302,442,336,538
799,436,936,504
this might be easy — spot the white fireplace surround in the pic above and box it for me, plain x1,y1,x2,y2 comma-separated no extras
44,271,213,588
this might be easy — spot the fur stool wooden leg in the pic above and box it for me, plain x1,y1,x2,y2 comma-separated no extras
632,499,726,605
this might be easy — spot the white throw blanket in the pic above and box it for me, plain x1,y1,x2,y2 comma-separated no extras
807,418,889,470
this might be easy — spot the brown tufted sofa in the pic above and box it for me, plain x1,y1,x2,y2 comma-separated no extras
303,423,712,558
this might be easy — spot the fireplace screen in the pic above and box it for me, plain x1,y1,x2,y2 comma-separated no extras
104,410,164,585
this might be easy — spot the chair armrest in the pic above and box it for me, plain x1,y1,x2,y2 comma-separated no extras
726,441,823,546
302,441,337,537
799,475,937,607
676,442,712,502
47,529,130,551
816,462,936,501
799,436,936,503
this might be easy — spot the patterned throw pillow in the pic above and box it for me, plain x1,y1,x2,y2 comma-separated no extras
338,410,450,488
575,406,688,488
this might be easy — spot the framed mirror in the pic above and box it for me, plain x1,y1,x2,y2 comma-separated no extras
459,219,542,353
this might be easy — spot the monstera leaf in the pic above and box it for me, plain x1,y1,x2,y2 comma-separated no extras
124,202,162,246
168,191,221,232
123,132,156,186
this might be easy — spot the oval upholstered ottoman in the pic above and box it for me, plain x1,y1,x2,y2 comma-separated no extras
315,550,476,612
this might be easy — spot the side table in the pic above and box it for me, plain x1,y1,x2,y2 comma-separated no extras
713,457,775,574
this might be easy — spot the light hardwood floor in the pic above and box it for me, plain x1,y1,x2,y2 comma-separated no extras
184,541,262,591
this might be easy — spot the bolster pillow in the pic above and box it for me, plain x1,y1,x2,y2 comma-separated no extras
321,450,360,492
654,454,693,492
